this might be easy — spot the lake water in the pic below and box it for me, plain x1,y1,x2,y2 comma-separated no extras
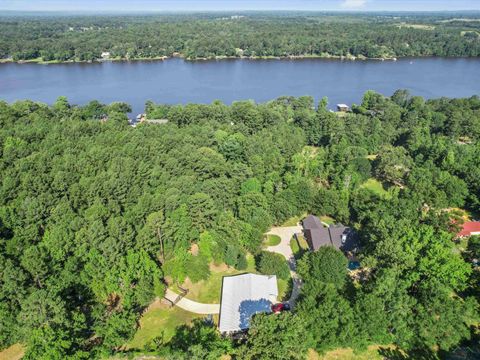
1,57,479,116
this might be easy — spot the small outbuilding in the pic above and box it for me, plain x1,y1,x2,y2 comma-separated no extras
218,273,278,334
457,221,480,238
337,104,350,112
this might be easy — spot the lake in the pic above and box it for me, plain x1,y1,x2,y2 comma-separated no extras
1,57,479,116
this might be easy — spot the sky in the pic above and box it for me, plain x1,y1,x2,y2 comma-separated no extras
1,0,480,12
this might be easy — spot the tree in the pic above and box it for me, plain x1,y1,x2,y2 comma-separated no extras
237,313,307,360
256,251,290,280
297,246,348,288
296,282,356,352
374,145,413,186
168,319,232,359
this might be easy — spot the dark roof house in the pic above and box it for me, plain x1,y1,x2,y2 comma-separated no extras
302,215,359,253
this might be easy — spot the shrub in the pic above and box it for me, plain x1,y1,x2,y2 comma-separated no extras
257,251,290,280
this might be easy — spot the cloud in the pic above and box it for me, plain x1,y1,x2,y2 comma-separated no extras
341,0,368,9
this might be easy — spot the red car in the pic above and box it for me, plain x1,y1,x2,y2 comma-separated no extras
271,302,291,314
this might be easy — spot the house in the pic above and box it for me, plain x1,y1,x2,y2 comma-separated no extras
218,273,278,334
337,104,350,112
302,215,359,254
457,221,480,238
135,113,168,125
144,119,169,125
101,51,111,60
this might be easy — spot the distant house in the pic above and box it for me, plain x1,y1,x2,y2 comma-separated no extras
336,104,350,112
144,119,169,125
218,273,278,334
135,113,168,125
302,215,359,254
457,221,480,238
101,51,111,60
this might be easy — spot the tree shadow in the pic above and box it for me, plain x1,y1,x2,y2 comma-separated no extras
378,347,439,360
238,298,272,330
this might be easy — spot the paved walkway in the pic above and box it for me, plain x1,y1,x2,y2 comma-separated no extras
164,288,220,314
265,226,303,306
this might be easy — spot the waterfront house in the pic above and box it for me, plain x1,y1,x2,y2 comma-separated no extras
337,104,350,112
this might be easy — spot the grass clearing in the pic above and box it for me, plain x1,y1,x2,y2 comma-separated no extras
291,234,309,259
282,213,306,227
277,278,292,301
264,234,281,246
319,215,335,225
360,178,391,199
127,303,200,350
309,345,405,360
180,256,256,304
396,23,435,30
0,344,25,360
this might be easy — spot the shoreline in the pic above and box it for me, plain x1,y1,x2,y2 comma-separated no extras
1,53,479,65
1,54,451,65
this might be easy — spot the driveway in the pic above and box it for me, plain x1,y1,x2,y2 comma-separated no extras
265,226,303,306
164,288,220,314
163,224,305,314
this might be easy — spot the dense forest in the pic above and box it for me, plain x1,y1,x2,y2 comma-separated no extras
1,12,480,62
0,90,479,359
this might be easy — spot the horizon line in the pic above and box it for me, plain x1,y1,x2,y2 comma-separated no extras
1,9,480,13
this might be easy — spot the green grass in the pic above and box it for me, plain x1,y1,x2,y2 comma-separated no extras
181,256,256,304
277,278,292,301
291,234,309,259
319,215,335,225
360,178,391,199
281,213,306,227
264,234,281,246
127,305,200,350
310,345,413,360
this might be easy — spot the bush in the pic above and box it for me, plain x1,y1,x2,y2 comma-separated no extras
297,246,347,287
186,254,210,283
257,251,290,280
236,252,248,270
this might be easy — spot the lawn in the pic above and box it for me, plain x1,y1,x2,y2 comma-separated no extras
127,303,200,350
277,278,292,301
291,234,309,259
309,345,407,360
360,178,391,199
319,215,335,225
264,234,281,247
282,213,307,227
180,255,256,304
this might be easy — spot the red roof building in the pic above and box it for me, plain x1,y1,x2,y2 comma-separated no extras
457,221,480,237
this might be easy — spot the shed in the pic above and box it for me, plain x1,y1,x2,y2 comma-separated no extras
457,221,480,237
337,104,350,112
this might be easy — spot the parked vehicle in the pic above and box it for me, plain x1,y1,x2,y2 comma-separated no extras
271,302,291,314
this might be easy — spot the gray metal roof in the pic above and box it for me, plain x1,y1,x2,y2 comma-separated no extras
218,273,278,333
